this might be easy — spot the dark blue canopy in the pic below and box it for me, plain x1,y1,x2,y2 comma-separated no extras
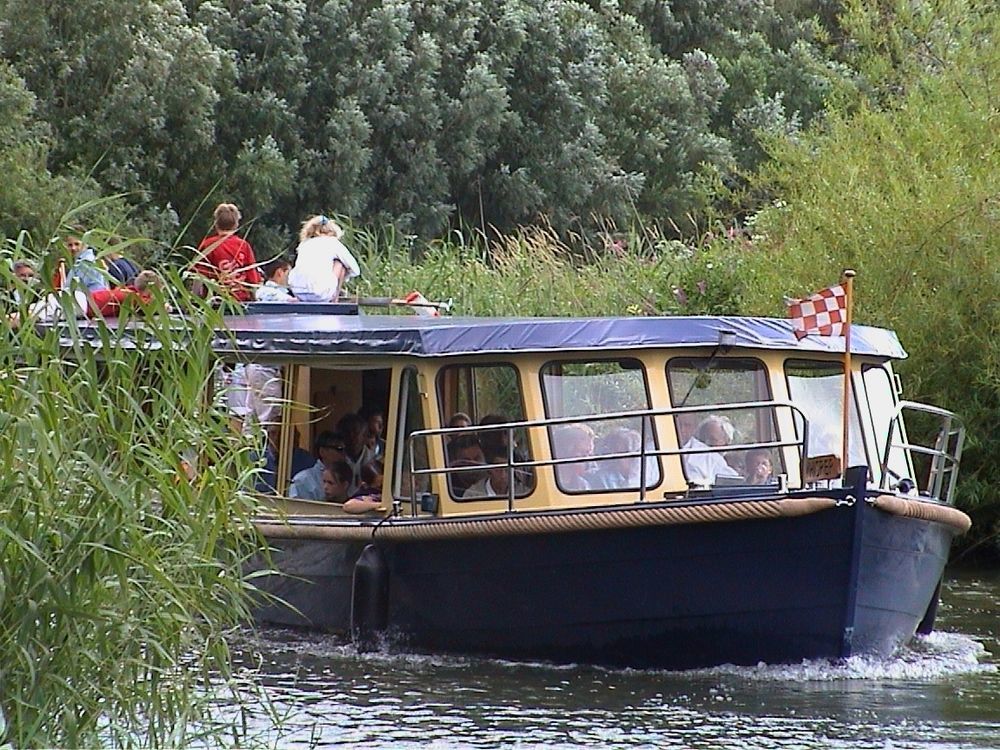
217,312,907,360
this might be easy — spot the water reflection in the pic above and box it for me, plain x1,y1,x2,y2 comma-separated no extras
223,572,1000,748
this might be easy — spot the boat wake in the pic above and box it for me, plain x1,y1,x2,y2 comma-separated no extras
242,626,995,683
697,630,996,682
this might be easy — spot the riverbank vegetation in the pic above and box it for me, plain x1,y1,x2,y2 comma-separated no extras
0,269,261,747
1,0,998,745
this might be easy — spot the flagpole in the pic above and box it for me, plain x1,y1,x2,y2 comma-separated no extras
841,269,856,481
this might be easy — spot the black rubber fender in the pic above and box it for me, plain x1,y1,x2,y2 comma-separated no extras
351,544,389,650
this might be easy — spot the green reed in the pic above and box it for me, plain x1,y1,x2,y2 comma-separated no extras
350,223,724,318
0,255,261,747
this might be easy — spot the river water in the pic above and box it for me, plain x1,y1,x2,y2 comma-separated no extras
223,569,1000,748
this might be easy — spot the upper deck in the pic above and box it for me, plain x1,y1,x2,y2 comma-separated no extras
216,310,908,360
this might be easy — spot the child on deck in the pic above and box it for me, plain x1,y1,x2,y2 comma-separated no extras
255,257,295,302
192,203,261,302
287,215,360,302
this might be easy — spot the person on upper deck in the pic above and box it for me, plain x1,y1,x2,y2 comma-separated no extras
8,259,38,305
255,257,295,302
287,215,360,302
192,203,262,302
682,415,741,486
106,247,141,287
64,232,108,294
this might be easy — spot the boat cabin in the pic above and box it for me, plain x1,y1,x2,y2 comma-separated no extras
217,305,963,518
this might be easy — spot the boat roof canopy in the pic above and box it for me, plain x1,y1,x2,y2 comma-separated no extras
215,313,908,360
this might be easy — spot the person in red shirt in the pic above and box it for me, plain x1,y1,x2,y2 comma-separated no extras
191,203,261,302
87,270,162,317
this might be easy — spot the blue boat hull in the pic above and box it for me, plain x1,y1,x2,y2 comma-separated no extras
251,500,954,669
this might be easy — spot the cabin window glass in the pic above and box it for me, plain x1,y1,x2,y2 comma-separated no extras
436,364,534,501
540,359,661,493
784,360,866,473
862,364,911,486
393,367,429,501
666,357,781,486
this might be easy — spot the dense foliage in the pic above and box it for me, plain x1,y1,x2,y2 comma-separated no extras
0,0,853,248
0,259,262,747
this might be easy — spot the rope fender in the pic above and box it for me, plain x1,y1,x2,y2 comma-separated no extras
254,496,839,542
872,494,972,534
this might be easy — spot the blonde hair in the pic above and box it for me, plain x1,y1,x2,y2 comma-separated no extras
213,203,241,233
299,214,343,243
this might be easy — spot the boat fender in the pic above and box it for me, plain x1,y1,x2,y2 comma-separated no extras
916,579,942,635
351,544,389,651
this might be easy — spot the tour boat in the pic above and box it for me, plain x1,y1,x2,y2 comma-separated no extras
222,303,967,670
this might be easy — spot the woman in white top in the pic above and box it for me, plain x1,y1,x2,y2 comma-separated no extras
288,215,361,302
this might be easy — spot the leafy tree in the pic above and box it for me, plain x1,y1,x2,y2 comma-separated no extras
0,62,102,242
0,0,224,234
706,0,999,537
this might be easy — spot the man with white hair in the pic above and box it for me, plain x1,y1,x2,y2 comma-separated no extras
682,415,741,486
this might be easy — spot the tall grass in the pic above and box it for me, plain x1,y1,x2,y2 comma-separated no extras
350,223,744,318
0,237,261,747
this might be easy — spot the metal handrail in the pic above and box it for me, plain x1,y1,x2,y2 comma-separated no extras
403,400,812,515
879,400,964,504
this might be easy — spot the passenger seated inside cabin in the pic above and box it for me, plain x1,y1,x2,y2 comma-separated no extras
479,413,532,486
553,423,596,492
682,415,741,486
447,434,486,497
322,461,354,503
588,427,642,490
361,407,386,461
744,448,774,485
337,412,375,495
254,424,316,495
289,430,348,500
464,447,527,499
447,412,472,434
255,257,296,302
344,460,385,514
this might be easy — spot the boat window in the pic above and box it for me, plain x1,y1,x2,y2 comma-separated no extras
436,363,534,500
862,364,911,486
784,360,866,475
666,357,782,486
394,367,429,501
540,359,661,493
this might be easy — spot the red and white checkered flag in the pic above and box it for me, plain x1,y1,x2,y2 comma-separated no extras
786,284,847,340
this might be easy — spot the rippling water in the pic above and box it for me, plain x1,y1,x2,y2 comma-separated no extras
221,571,1000,748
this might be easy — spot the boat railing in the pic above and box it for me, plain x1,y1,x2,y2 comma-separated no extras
404,400,811,515
879,400,965,504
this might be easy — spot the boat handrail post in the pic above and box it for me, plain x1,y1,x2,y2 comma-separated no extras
506,431,515,512
878,400,965,503
638,415,648,503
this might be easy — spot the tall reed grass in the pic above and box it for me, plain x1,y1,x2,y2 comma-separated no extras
0,235,262,747
349,224,744,318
